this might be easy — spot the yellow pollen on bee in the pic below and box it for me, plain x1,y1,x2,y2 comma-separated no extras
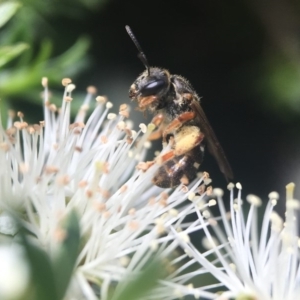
174,126,201,155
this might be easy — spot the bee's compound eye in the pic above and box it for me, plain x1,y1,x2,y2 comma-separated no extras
140,79,166,96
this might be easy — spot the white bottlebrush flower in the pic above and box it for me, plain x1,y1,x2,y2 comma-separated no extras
172,182,300,300
0,78,210,300
0,244,31,299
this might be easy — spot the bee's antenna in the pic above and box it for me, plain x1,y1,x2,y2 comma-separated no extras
125,25,150,76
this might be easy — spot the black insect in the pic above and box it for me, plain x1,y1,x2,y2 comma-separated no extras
126,25,233,188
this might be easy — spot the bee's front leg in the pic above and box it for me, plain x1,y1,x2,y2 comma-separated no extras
148,113,164,141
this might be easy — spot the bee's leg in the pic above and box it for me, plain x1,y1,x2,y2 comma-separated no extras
162,111,195,142
148,129,162,141
136,160,155,171
151,114,164,126
148,114,164,141
156,149,175,164
138,95,157,110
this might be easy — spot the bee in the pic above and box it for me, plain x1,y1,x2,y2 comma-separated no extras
126,25,233,188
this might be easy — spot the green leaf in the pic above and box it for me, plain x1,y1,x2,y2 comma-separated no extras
110,259,166,300
33,39,53,66
52,210,80,300
0,97,9,127
0,1,21,28
0,43,29,68
22,234,58,300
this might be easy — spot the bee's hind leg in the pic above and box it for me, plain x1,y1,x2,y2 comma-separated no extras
162,111,196,143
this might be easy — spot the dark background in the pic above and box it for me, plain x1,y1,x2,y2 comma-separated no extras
17,0,300,207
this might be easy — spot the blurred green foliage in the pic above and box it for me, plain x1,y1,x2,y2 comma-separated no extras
17,210,80,300
13,210,165,300
260,56,300,117
0,0,93,121
52,211,81,300
109,258,166,300
246,0,300,118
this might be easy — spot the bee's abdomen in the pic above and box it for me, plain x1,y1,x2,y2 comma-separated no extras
152,146,204,188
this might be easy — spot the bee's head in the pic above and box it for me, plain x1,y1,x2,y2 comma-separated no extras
129,67,170,111
126,26,171,112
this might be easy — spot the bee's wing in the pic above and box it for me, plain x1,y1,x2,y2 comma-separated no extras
190,100,234,181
